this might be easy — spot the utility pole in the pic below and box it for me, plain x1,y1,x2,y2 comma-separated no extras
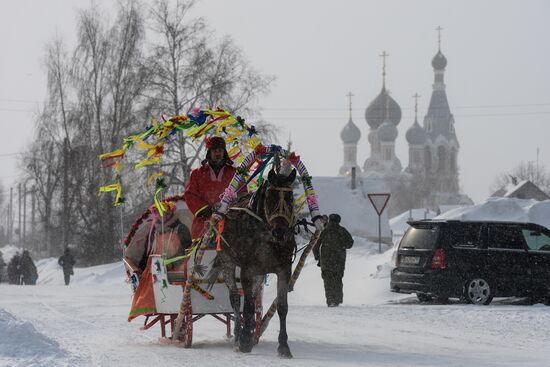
62,137,69,248
8,187,13,244
32,185,36,252
18,183,21,245
23,183,27,246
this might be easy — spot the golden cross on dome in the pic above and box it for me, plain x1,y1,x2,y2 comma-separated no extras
413,93,421,121
436,26,443,50
346,91,354,119
379,51,389,87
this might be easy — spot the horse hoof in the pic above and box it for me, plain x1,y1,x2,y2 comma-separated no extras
238,343,253,353
278,346,293,359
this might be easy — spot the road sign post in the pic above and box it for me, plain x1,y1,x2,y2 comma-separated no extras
367,193,391,253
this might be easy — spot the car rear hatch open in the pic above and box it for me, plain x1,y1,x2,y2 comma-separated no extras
397,222,441,273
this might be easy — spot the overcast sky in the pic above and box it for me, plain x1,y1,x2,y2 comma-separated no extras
1,0,549,204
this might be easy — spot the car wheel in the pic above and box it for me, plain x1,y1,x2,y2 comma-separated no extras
464,277,493,305
416,292,433,303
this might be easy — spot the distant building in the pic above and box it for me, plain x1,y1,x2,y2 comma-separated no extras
339,28,473,213
339,93,362,176
491,180,550,201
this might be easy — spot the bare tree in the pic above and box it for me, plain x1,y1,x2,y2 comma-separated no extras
21,0,275,264
22,135,62,255
146,0,274,189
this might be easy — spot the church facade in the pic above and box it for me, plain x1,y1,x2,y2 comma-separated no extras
339,40,472,211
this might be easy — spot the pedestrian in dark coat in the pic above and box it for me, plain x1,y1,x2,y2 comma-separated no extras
19,250,38,285
58,248,76,285
7,252,21,284
313,213,354,307
0,251,5,283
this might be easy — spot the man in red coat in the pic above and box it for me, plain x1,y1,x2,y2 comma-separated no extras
184,136,238,240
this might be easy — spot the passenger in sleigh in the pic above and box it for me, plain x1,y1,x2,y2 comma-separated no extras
184,136,246,243
125,203,192,321
123,203,192,280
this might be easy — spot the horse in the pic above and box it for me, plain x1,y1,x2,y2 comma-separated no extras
207,166,298,358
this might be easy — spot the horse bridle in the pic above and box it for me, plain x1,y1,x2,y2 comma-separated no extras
264,185,295,228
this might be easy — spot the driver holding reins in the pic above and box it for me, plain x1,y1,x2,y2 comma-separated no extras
184,136,240,240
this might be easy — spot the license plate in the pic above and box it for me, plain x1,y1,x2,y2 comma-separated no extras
401,256,420,265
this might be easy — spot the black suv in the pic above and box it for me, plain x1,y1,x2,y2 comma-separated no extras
390,220,550,305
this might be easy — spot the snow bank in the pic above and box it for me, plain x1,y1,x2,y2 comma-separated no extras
436,197,550,229
0,309,65,359
36,258,126,286
0,244,23,263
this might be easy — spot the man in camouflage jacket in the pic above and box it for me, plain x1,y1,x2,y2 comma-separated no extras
313,213,354,307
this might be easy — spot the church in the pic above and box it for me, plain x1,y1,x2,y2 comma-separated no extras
339,33,472,213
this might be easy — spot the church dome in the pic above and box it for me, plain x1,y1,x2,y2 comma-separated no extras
365,89,402,129
406,120,427,145
377,119,398,142
340,118,361,144
432,50,447,70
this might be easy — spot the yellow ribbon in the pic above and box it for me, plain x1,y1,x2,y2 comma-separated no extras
99,183,123,206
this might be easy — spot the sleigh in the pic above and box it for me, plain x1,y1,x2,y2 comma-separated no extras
128,252,264,347
123,198,263,347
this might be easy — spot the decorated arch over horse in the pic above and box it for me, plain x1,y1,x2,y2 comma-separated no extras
98,107,322,228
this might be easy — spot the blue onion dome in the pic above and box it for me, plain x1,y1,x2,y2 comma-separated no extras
377,118,398,142
365,89,402,129
432,50,447,70
340,118,361,144
406,120,427,145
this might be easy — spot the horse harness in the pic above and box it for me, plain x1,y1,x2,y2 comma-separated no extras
263,185,295,228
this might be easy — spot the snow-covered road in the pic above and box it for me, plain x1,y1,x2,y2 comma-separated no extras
2,260,549,367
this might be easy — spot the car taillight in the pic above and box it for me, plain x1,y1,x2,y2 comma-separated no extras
431,248,446,269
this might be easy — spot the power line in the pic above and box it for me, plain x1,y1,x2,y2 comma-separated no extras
261,102,550,111
0,98,43,104
263,111,550,120
2,102,550,114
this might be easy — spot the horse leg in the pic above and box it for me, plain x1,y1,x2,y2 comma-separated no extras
276,267,293,358
238,274,256,353
221,265,241,346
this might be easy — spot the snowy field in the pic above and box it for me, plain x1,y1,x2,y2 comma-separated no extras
2,241,550,366
2,197,550,366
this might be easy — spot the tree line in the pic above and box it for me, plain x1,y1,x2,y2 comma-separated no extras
8,0,273,265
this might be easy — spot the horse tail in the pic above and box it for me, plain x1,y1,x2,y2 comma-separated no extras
205,254,223,291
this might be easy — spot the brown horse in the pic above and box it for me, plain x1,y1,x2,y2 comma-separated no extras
207,167,297,357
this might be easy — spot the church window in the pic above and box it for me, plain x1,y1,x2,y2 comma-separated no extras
438,146,446,172
384,146,392,160
425,147,432,171
412,150,421,164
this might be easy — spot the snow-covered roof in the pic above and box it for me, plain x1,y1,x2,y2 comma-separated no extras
436,197,550,229
312,176,392,240
491,180,549,201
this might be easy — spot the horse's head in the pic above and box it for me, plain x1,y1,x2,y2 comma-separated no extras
263,167,297,241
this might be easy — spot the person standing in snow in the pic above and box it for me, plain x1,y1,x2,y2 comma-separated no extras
0,251,5,283
313,213,354,307
7,252,21,284
184,136,240,241
19,250,38,285
58,248,76,285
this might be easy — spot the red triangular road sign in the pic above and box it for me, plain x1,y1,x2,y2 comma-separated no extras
367,193,391,216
